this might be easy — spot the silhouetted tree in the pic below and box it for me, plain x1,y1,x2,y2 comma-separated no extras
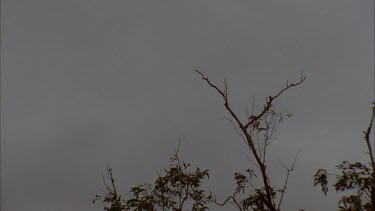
314,103,375,211
195,70,305,211
95,71,306,211
94,147,211,211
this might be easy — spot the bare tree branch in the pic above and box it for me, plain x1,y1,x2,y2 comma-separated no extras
244,76,305,129
277,151,300,210
195,69,245,129
210,194,243,211
364,102,375,172
363,102,375,211
195,69,305,211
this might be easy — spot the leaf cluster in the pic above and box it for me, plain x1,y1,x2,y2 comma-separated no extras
211,169,285,211
94,152,210,211
314,103,375,211
314,161,374,211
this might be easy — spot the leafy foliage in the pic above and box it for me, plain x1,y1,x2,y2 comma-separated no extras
314,103,375,211
210,168,296,211
94,151,211,211
95,71,306,211
314,161,374,210
93,163,126,211
232,169,275,210
313,169,328,195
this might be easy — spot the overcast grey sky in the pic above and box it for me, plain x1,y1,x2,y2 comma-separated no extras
1,1,374,210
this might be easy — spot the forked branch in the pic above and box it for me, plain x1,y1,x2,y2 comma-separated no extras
277,151,300,210
244,74,305,129
195,69,243,129
195,69,305,211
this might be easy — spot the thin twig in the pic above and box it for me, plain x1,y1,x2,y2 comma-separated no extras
364,103,375,171
277,151,300,210
211,195,243,211
244,76,305,129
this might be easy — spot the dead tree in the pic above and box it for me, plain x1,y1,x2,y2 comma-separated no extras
195,70,305,211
